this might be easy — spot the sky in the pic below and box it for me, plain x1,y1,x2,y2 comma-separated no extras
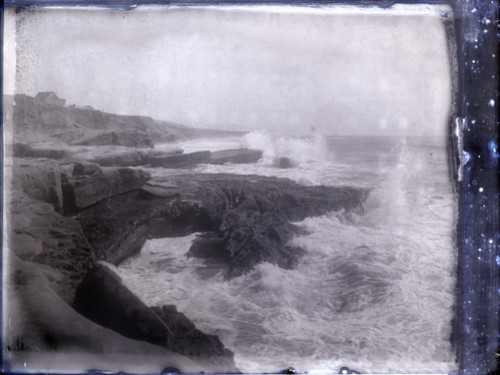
5,4,454,136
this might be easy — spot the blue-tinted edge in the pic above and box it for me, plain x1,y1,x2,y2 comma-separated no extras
0,0,498,374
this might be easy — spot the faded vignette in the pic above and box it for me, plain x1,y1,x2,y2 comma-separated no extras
0,2,497,375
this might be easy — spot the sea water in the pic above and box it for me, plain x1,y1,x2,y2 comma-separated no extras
116,133,457,373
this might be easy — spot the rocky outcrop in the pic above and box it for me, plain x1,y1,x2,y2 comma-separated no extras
73,264,172,348
187,232,228,262
75,174,369,277
5,92,371,372
72,264,237,370
151,305,236,369
6,255,204,373
80,149,263,169
61,162,151,212
6,170,235,371
275,157,296,169
209,149,263,165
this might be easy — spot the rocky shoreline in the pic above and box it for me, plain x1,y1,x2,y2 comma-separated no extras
4,93,369,372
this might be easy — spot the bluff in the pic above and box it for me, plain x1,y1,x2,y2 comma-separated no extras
8,93,240,146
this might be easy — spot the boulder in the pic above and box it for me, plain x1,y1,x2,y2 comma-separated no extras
10,158,64,213
209,149,263,165
73,264,171,348
145,151,211,168
275,157,295,169
62,164,150,212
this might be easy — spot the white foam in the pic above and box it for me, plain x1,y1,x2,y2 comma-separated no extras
116,136,457,373
241,130,329,166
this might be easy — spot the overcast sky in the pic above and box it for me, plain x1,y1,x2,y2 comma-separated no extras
5,4,453,136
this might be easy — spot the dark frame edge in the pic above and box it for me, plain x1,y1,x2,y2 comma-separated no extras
1,1,499,375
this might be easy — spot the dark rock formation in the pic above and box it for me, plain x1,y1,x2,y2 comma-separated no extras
75,174,369,277
275,157,295,169
73,264,172,348
72,264,237,370
61,163,151,212
209,149,263,165
188,232,229,262
151,305,236,369
7,255,203,372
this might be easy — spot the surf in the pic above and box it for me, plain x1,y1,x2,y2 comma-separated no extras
116,134,456,373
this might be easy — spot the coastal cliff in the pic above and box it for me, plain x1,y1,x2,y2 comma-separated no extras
4,93,369,372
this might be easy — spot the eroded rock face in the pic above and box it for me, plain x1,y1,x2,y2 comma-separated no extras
75,174,369,277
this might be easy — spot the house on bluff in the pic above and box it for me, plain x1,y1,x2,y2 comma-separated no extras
35,91,66,106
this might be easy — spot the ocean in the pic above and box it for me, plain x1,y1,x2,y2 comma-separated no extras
114,133,457,373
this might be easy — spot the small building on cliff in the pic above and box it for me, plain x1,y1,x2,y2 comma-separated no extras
35,91,66,106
